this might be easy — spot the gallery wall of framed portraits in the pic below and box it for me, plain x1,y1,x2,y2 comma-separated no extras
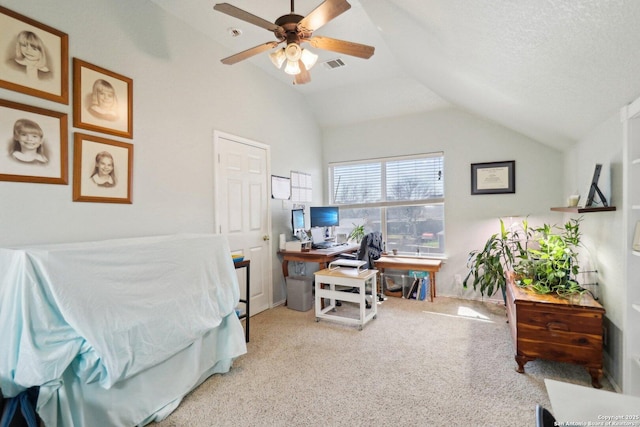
0,5,133,204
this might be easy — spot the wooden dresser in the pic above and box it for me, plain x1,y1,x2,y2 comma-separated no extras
505,273,605,388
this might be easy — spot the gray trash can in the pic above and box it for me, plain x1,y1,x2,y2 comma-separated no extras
286,275,313,311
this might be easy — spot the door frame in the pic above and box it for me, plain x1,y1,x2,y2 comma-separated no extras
213,129,273,311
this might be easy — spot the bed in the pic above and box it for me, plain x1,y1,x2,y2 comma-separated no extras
0,234,247,426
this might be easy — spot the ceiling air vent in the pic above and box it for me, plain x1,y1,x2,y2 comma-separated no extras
323,58,346,70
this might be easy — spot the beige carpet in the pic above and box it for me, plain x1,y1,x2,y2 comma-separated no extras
154,296,613,427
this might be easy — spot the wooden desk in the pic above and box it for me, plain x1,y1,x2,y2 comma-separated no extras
545,379,640,423
278,244,359,277
374,256,442,301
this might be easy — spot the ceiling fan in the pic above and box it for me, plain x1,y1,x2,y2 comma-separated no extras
213,0,375,84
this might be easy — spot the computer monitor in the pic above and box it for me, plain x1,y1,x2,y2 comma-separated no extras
291,209,305,232
310,206,339,228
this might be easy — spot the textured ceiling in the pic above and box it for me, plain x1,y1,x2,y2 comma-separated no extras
150,0,640,150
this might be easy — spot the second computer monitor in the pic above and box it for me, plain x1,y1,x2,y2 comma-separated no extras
310,206,339,228
291,208,305,232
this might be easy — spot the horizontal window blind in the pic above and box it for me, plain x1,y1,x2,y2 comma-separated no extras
330,153,444,205
332,162,382,204
386,157,444,201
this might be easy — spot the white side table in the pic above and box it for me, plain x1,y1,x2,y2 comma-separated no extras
314,267,378,330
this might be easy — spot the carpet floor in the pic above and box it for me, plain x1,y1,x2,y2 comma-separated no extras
154,296,613,427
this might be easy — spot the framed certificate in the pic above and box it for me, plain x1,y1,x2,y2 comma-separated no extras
471,160,515,195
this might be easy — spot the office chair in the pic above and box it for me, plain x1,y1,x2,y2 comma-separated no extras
338,231,384,308
535,404,556,427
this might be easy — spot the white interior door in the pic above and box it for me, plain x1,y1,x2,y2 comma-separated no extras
214,131,272,316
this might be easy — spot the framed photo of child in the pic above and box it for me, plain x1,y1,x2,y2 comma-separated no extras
0,99,68,184
73,133,133,204
0,6,69,104
73,58,133,139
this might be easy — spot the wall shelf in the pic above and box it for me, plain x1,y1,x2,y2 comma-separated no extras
633,251,640,257
633,303,640,313
550,206,616,213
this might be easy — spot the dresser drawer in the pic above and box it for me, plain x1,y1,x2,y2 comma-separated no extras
516,336,602,366
516,304,602,335
517,320,602,344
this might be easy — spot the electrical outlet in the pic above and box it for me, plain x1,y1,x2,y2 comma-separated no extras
454,274,462,285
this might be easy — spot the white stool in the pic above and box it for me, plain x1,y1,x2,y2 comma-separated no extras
314,267,378,330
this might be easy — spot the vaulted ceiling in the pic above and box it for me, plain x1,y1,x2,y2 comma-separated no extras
150,0,640,151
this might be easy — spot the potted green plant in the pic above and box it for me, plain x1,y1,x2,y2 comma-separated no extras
348,223,365,243
464,217,585,300
514,218,584,297
463,218,531,299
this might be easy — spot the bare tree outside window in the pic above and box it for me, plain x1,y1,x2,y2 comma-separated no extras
330,154,445,256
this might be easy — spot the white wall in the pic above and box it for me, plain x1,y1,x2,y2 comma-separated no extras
564,114,624,325
563,112,624,388
0,0,324,304
322,108,565,299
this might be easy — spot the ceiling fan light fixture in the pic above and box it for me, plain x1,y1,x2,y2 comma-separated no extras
269,48,286,69
300,48,318,70
284,59,301,75
284,43,302,62
214,0,375,84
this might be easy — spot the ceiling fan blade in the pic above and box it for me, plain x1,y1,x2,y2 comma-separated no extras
220,42,279,65
294,61,311,85
298,0,351,33
214,3,283,33
307,36,374,59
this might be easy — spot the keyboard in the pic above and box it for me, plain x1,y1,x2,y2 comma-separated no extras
312,242,335,249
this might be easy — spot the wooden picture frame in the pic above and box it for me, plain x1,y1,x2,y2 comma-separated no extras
73,132,133,204
471,160,515,195
0,6,69,104
0,99,68,184
73,58,133,139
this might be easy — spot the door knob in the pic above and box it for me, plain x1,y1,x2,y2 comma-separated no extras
263,235,270,241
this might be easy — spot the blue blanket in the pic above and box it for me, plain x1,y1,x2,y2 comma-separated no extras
0,234,247,425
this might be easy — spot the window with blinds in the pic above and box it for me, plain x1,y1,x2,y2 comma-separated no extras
329,153,445,256
330,153,444,205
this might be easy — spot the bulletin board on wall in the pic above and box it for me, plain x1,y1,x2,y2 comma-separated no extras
291,170,311,202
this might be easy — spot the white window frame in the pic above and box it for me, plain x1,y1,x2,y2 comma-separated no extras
329,152,445,256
